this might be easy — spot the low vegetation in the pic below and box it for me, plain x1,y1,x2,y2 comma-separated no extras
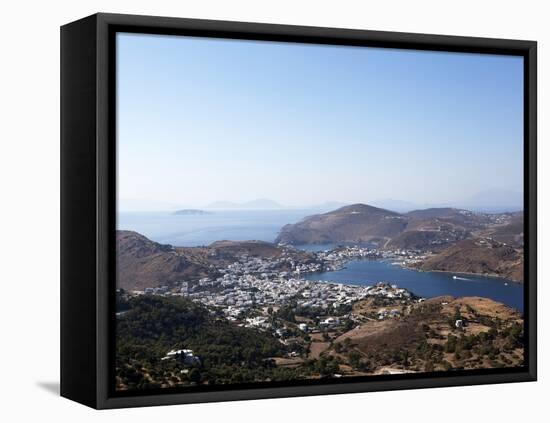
116,293,524,390
116,296,306,390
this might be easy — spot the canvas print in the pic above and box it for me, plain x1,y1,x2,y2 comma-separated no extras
115,33,525,392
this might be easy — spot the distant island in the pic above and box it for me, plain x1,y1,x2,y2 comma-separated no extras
173,209,211,215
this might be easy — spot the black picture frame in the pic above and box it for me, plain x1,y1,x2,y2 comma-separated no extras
61,12,537,409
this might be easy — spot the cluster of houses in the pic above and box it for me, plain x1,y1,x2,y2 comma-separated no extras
131,246,422,334
315,245,430,268
143,286,171,295
316,245,381,259
296,317,341,333
377,308,401,319
244,316,271,329
221,251,325,278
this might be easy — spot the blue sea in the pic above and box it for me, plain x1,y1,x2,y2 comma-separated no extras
118,209,316,246
119,210,524,312
303,259,523,312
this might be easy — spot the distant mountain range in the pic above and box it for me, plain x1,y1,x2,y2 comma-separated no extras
372,189,523,213
370,199,422,213
121,188,523,213
200,189,522,213
459,189,523,212
118,198,185,212
203,198,284,210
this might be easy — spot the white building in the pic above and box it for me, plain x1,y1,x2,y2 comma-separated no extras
161,349,200,365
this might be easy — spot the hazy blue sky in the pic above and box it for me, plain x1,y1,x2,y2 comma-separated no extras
117,33,524,210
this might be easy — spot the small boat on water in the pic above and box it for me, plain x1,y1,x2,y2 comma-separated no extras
453,276,457,280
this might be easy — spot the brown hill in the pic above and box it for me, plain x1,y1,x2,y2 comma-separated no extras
478,212,524,247
117,231,314,291
407,207,487,221
332,295,523,373
386,229,467,251
406,208,490,231
275,204,407,245
414,238,524,282
276,204,490,248
116,231,213,291
208,239,286,258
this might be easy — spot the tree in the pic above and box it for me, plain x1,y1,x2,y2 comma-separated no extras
348,351,362,369
445,335,457,353
188,368,201,383
343,338,352,350
424,361,434,372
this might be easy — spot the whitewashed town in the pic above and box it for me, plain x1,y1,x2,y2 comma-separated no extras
121,245,425,332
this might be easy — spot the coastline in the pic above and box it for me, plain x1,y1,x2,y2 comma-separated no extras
301,256,523,312
396,262,523,284
306,252,522,286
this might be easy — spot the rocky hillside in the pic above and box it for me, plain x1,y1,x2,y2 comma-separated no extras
390,208,500,250
117,231,314,291
275,204,496,248
275,204,407,245
328,295,524,374
476,211,524,247
413,238,524,282
116,231,213,291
